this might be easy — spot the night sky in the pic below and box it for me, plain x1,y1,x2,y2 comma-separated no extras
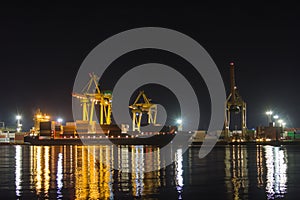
1,3,299,130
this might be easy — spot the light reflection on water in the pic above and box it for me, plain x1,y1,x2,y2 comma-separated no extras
15,145,22,197
56,153,63,198
24,145,181,199
264,145,288,199
224,145,288,200
225,145,249,200
175,148,184,199
0,144,294,199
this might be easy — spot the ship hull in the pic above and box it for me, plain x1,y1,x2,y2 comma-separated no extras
24,134,175,147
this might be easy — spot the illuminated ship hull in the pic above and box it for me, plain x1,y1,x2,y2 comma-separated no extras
24,133,175,146
24,124,178,146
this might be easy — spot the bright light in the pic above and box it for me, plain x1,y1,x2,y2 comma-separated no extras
266,111,273,115
176,119,182,124
282,122,286,127
57,118,63,123
273,115,279,119
16,115,21,120
278,119,283,124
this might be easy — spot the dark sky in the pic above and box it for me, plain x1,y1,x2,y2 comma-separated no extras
1,3,299,130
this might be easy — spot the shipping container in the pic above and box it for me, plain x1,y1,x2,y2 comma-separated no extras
288,131,295,137
15,132,25,143
40,121,51,130
63,125,76,136
295,134,300,139
40,121,55,131
192,131,206,142
76,120,89,133
55,125,62,131
66,122,76,126
39,130,52,136
76,120,89,124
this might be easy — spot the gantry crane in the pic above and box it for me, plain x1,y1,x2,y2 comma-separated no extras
224,62,247,140
94,90,112,125
129,91,157,131
72,73,112,125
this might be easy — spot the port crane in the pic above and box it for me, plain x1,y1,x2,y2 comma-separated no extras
72,73,112,125
224,62,247,140
129,91,157,131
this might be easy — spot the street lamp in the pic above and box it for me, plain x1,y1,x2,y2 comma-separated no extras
265,110,273,124
282,122,286,127
176,118,183,131
57,118,63,123
176,119,182,124
16,115,22,132
278,119,283,127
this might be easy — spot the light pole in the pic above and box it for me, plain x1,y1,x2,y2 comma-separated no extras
278,119,283,127
176,118,183,131
16,115,22,132
282,122,286,128
273,115,279,126
57,118,63,124
265,111,273,125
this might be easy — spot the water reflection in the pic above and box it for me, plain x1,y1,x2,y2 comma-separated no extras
175,148,184,199
56,153,63,198
225,145,288,200
15,145,183,199
15,146,22,197
132,146,144,197
264,146,288,199
8,144,291,199
256,145,264,188
225,145,249,200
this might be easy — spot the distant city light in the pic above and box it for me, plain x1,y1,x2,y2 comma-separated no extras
273,115,279,119
16,115,22,120
57,118,63,123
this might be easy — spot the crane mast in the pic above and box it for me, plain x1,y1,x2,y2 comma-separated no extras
225,62,247,141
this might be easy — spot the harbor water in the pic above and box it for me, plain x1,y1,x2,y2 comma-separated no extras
0,144,299,199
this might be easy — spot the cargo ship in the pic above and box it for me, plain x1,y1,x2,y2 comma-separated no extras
24,109,178,146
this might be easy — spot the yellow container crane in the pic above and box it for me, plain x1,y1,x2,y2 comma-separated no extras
129,91,157,131
72,73,112,125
